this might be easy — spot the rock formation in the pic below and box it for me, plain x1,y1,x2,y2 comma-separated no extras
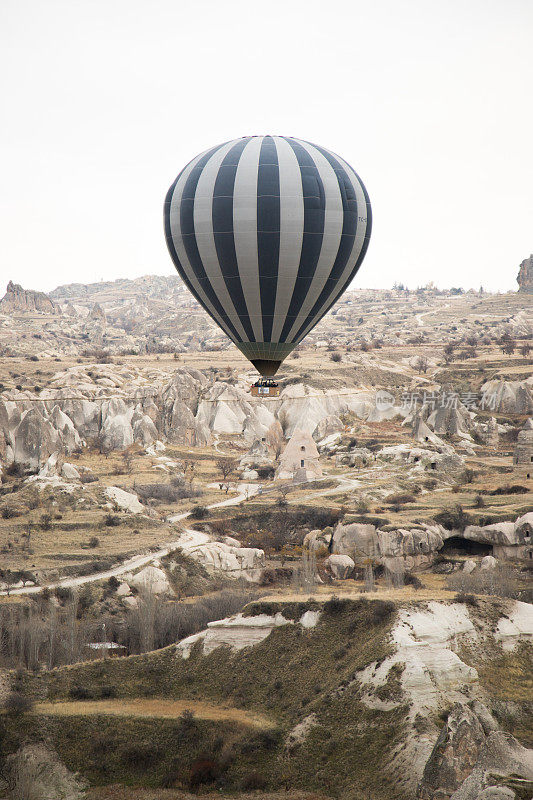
516,254,533,292
513,418,533,468
3,744,86,800
0,280,59,313
481,379,533,415
320,513,533,572
276,428,322,482
419,701,533,800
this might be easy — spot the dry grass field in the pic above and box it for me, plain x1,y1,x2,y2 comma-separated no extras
87,789,330,800
34,698,275,728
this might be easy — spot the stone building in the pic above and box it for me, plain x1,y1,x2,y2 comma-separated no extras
514,418,533,469
276,428,322,483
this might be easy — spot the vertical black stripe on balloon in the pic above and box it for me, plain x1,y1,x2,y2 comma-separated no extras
278,138,325,343
297,158,372,339
257,136,280,342
290,144,359,344
296,179,372,343
180,146,242,342
163,176,182,274
212,138,255,341
164,174,214,322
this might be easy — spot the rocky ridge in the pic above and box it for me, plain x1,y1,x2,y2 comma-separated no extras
0,280,59,314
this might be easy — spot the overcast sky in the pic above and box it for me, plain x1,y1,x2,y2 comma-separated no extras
1,0,532,296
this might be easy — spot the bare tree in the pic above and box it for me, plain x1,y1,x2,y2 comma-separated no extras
363,561,376,592
65,592,79,664
443,342,455,364
292,550,317,592
414,356,428,374
136,588,160,653
215,457,238,488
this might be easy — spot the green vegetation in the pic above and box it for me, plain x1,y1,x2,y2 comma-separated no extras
1,598,408,799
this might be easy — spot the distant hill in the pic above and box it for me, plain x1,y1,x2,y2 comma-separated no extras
50,274,188,304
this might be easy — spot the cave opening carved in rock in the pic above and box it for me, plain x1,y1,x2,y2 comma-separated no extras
439,536,493,556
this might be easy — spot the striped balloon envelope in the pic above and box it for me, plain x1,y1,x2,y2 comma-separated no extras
164,135,372,377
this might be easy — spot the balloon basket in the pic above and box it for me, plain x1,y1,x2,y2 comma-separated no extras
251,380,280,398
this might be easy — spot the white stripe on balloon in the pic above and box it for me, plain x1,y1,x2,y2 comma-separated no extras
233,136,264,342
193,140,248,341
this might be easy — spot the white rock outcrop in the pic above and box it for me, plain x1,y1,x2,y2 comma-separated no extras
176,612,292,658
326,553,355,579
176,608,320,659
105,486,144,514
129,566,171,594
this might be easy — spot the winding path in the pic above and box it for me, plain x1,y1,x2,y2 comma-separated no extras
2,472,361,597
0,483,260,597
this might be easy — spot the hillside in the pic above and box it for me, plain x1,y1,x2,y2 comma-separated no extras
1,595,532,800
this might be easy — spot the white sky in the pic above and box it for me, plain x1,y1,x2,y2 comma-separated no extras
1,0,532,296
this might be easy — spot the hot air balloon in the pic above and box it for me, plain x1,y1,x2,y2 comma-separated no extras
164,136,371,384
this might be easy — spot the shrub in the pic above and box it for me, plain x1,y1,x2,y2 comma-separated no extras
385,493,416,505
5,463,22,477
423,478,438,490
4,691,33,715
330,352,342,362
121,741,160,768
404,572,423,590
188,757,221,789
54,586,72,602
88,536,99,548
455,592,477,606
104,514,121,527
447,566,525,600
178,709,196,730
136,482,201,503
190,505,209,519
473,494,485,508
489,484,528,495
39,513,53,530
69,685,92,700
323,595,350,616
80,472,98,484
434,504,471,532
372,600,396,621
241,771,267,790
1,506,21,519
462,468,475,484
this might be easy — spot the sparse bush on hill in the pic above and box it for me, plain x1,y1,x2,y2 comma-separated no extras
190,504,209,519
404,572,423,590
5,462,22,477
455,592,478,606
488,484,528,495
447,566,528,601
4,691,34,715
136,481,202,504
81,348,113,363
461,468,475,484
385,493,416,505
1,505,21,519
433,504,471,532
